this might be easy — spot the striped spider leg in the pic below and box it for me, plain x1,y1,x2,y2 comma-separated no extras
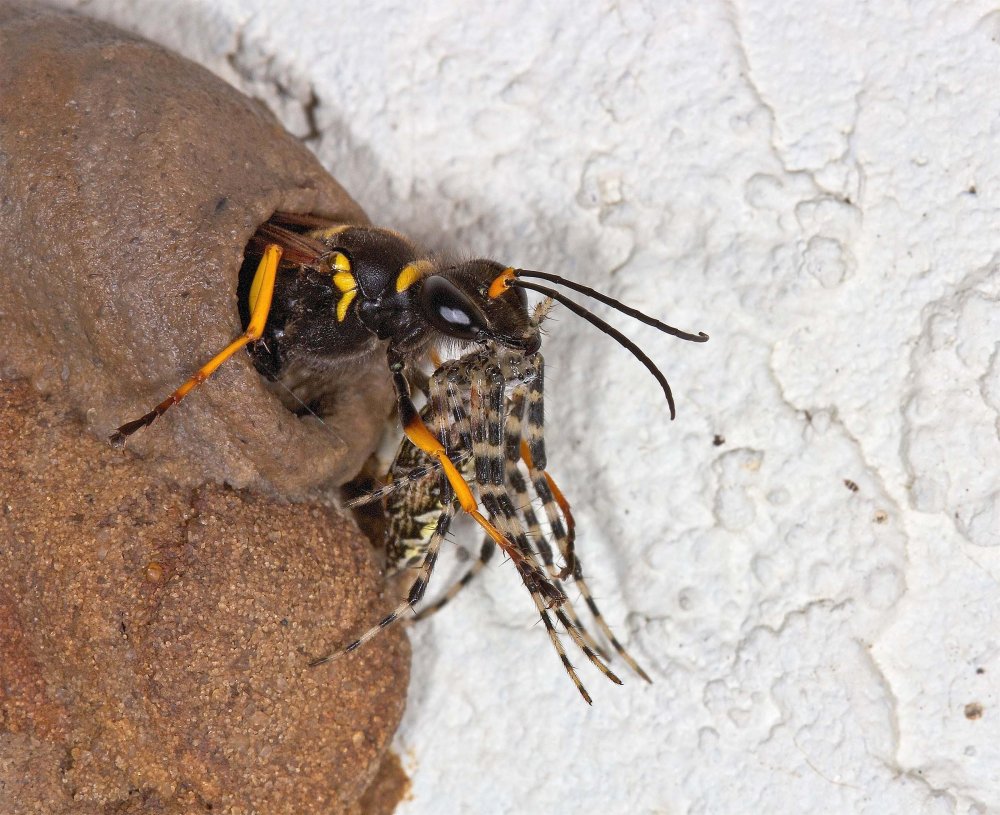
311,349,561,666
400,357,574,624
502,351,652,684
433,352,565,611
465,354,623,703
498,381,607,662
377,358,492,598
309,372,460,666
346,445,471,574
318,344,643,701
409,362,496,621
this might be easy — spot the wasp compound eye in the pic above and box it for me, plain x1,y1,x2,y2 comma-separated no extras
419,275,488,340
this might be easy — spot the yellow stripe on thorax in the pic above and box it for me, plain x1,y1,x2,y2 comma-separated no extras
329,251,357,322
396,260,433,292
311,224,352,240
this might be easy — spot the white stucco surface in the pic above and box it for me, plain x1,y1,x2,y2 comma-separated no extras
56,1,1000,812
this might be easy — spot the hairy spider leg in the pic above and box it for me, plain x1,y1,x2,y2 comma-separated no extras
516,427,650,681
387,348,556,590
309,502,458,666
467,360,620,704
494,354,574,580
516,356,653,684
343,450,471,511
344,357,496,620
421,352,624,695
502,387,608,662
407,366,569,625
310,383,460,666
411,363,496,620
110,244,283,445
410,535,495,622
495,378,624,687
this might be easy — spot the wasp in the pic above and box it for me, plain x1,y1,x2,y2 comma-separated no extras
111,211,708,702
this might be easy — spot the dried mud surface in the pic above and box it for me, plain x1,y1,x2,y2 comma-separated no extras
0,1,393,496
0,4,409,813
0,378,410,814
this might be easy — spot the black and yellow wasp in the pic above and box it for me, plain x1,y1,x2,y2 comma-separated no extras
112,211,707,702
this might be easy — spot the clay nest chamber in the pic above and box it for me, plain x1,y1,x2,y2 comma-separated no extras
0,4,408,814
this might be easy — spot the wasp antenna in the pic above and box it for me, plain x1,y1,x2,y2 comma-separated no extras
511,280,681,419
514,269,708,343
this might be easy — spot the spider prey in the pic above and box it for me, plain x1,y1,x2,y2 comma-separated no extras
334,334,653,702
111,212,708,702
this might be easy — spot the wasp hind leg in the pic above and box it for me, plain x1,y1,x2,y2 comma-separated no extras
109,243,283,446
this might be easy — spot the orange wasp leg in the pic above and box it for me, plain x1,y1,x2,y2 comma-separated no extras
110,244,283,446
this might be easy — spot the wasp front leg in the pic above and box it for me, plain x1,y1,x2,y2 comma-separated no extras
110,244,283,445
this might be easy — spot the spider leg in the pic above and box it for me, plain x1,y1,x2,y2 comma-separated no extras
436,361,475,454
407,363,498,620
502,385,609,661
312,370,466,665
469,361,619,703
412,535,495,622
518,354,652,684
410,362,565,625
309,500,457,666
503,384,569,581
404,356,558,626
525,456,652,683
387,348,550,585
343,450,471,510
110,244,283,445
568,565,652,683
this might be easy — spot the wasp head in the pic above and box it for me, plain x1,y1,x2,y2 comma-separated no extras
418,259,540,355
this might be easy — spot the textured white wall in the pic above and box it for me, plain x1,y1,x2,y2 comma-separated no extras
55,1,1000,812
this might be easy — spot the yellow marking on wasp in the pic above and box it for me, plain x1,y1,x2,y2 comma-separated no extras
330,251,351,274
314,224,352,239
333,271,356,292
337,289,357,322
488,267,517,298
396,260,433,293
328,254,358,322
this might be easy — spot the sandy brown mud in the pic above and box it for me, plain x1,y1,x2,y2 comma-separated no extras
0,4,408,813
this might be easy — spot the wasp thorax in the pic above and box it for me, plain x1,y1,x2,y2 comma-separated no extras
419,259,539,354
